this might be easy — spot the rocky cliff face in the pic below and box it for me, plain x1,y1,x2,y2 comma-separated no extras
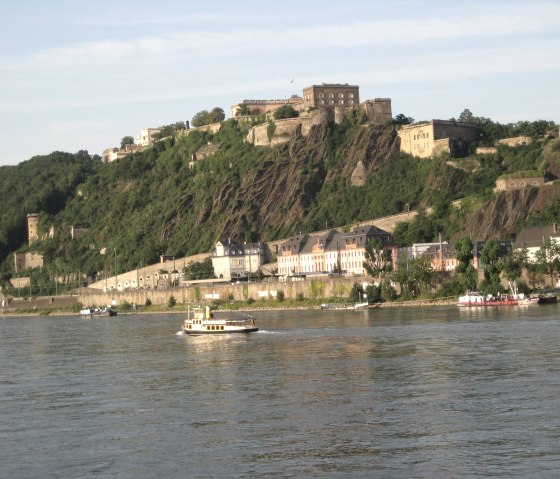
460,182,560,240
216,123,400,240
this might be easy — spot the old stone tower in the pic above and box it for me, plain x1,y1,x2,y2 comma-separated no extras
27,213,40,244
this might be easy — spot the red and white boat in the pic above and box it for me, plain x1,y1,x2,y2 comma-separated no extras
457,292,518,307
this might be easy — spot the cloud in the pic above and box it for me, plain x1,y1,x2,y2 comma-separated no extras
2,3,559,73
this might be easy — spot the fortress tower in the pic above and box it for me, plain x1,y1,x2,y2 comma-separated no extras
27,213,40,244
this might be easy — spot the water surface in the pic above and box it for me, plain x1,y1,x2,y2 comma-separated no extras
1,305,560,478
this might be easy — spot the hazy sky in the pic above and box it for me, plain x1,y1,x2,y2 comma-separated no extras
1,0,559,166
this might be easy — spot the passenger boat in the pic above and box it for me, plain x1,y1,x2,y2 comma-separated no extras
182,305,258,335
457,292,518,307
80,306,117,317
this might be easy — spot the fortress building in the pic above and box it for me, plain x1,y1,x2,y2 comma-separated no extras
303,83,359,109
14,252,43,273
398,120,479,158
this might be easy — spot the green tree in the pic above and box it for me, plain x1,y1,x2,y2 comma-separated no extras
191,110,210,127
363,238,392,280
183,257,215,280
455,235,474,266
393,113,414,125
409,254,435,296
349,282,365,303
167,295,177,308
534,239,560,288
273,105,299,120
455,235,476,291
479,239,503,295
502,247,528,283
120,136,134,149
237,104,251,116
208,107,225,124
153,122,186,140
458,109,474,123
391,253,434,297
192,107,225,127
462,264,478,291
365,283,381,303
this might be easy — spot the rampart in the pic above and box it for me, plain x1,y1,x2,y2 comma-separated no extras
80,276,364,307
497,136,532,147
88,252,211,292
246,110,329,147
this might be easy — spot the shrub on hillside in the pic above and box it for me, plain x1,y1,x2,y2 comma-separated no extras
273,105,299,120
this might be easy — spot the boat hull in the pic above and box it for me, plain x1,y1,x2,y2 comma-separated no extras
80,309,117,317
457,300,518,307
183,327,258,335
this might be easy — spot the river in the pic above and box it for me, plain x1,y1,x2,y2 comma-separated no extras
1,305,560,478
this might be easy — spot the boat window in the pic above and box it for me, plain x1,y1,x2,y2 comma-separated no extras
221,325,224,330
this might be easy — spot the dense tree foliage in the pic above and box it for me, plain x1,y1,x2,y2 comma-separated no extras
454,235,477,291
534,239,560,288
363,238,392,279
478,238,503,295
153,122,187,140
453,108,556,145
273,105,299,120
392,253,434,297
191,107,225,127
120,136,134,149
183,258,215,280
0,151,99,277
392,113,414,125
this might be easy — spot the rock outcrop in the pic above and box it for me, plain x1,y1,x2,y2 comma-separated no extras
460,182,560,240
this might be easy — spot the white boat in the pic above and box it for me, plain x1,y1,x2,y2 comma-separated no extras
80,306,117,317
354,302,369,310
182,305,258,335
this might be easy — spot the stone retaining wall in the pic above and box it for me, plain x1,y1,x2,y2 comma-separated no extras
79,276,366,307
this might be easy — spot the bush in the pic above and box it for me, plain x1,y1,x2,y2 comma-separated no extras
145,298,152,307
120,300,132,311
167,295,177,308
349,282,365,303
267,121,276,141
380,279,397,301
273,105,299,120
296,292,305,301
247,297,255,304
276,290,285,301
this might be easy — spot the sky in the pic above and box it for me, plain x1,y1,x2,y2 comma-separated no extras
0,0,559,166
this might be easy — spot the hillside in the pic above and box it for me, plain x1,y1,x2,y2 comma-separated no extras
1,114,559,284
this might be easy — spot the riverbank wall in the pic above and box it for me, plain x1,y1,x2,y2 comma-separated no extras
79,277,361,307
